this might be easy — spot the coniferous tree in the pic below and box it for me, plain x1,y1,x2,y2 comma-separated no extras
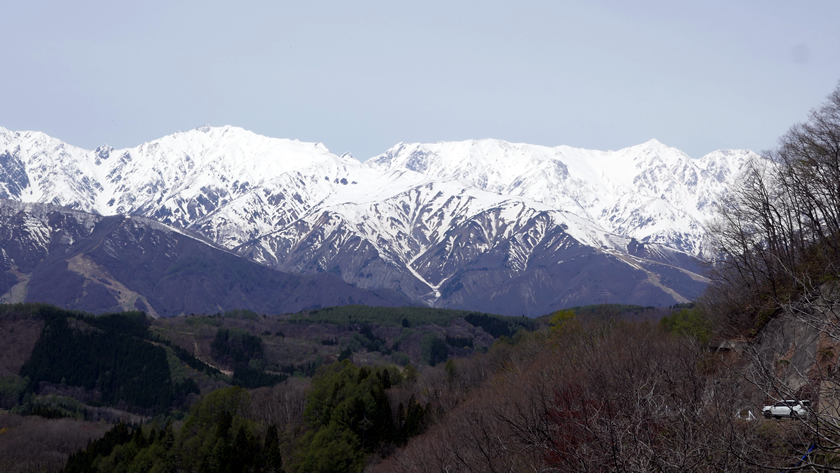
263,425,283,472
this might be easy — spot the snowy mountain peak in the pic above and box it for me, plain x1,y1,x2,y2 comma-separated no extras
634,138,668,149
363,137,760,257
0,125,768,314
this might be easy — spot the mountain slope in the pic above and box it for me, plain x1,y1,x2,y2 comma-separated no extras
0,126,759,315
366,139,757,257
0,199,410,316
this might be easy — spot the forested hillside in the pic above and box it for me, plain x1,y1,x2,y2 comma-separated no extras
0,302,548,471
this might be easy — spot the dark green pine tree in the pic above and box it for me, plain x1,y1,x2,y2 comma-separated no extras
232,426,252,473
132,425,147,448
396,402,407,444
403,394,427,439
263,425,283,472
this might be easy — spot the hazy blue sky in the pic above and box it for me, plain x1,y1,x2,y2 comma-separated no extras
2,1,839,160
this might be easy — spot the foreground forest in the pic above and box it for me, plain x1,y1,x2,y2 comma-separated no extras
0,301,677,472
0,299,825,472
0,301,678,471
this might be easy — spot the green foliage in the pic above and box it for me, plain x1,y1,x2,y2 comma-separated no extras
221,309,260,320
337,347,352,362
299,424,363,473
390,352,410,367
183,386,250,431
211,328,264,365
342,324,390,356
659,307,713,343
402,364,418,382
12,394,89,420
395,394,428,443
445,359,457,384
19,310,173,409
165,347,189,384
463,313,536,338
562,303,648,317
173,377,200,399
263,425,283,471
420,333,448,366
65,423,133,473
298,361,408,472
231,365,287,389
0,302,85,320
293,305,517,329
445,335,474,349
670,302,696,310
64,386,285,472
155,337,222,377
0,374,27,409
549,309,578,335
2,304,213,413
83,311,150,338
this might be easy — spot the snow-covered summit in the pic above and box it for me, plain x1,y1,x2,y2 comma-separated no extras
0,125,764,312
365,137,760,256
0,126,759,256
1,125,358,219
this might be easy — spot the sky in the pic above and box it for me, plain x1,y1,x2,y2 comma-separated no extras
2,1,839,161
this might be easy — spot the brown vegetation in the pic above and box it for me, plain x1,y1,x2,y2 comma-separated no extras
701,82,840,469
0,309,43,376
707,82,840,336
0,412,111,473
375,322,769,472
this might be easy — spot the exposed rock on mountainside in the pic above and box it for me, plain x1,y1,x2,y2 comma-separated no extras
0,200,410,316
0,126,759,315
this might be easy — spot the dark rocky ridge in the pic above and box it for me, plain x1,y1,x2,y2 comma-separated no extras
0,199,411,316
239,202,708,316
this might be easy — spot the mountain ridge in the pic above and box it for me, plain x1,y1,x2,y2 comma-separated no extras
0,198,411,316
0,125,759,315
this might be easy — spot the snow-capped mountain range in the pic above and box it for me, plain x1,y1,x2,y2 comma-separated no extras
0,125,759,315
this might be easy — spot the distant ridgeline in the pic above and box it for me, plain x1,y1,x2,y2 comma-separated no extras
292,305,537,338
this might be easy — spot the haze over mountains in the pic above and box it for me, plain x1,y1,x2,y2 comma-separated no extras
0,125,760,316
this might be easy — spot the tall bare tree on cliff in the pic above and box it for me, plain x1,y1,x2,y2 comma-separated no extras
708,82,840,469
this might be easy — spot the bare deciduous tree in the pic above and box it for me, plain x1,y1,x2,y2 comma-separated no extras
705,82,840,470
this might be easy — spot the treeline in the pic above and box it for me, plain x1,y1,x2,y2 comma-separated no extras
10,303,293,414
293,304,536,331
211,327,265,365
38,301,819,471
463,313,534,338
